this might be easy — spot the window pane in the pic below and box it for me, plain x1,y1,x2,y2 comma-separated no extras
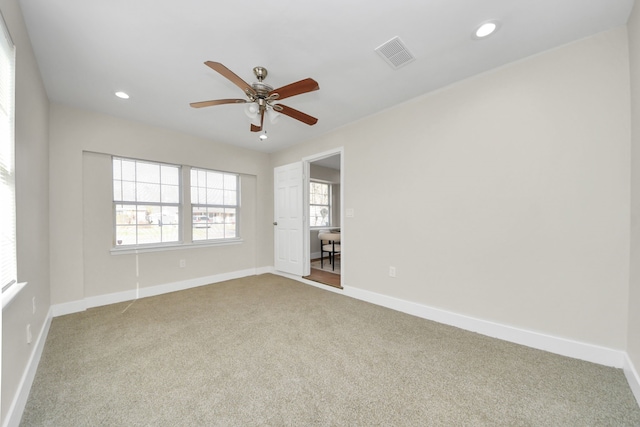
113,158,181,247
210,207,224,224
137,162,160,183
137,182,160,202
224,174,236,190
113,180,122,201
161,225,179,242
210,224,224,239
208,188,223,205
138,225,161,244
113,159,122,180
190,167,240,241
121,160,136,181
161,184,180,203
122,181,136,201
208,171,223,189
310,205,330,227
191,181,199,204
310,182,329,204
310,182,331,227
161,165,179,185
115,226,136,246
115,204,137,225
226,208,236,224
224,190,236,205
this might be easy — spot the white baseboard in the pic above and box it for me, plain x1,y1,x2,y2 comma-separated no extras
3,308,53,427
51,268,264,317
342,285,625,368
624,354,640,406
255,266,273,275
16,268,640,426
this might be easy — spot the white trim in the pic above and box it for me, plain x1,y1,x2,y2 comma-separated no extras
255,266,272,275
51,268,262,317
110,238,243,255
3,308,52,427
2,281,27,310
342,285,625,368
8,270,640,427
624,354,640,406
51,299,88,317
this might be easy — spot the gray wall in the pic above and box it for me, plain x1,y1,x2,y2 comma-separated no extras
272,27,632,351
628,1,640,391
49,105,274,306
1,0,51,421
4,4,640,423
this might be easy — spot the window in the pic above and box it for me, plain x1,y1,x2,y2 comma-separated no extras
310,181,331,227
191,168,238,241
0,12,16,301
113,157,181,246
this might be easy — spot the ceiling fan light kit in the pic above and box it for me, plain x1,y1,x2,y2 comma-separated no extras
190,61,319,138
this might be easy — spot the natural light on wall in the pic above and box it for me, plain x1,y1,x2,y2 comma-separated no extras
0,11,21,310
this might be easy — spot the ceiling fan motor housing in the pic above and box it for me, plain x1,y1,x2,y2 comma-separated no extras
253,66,268,82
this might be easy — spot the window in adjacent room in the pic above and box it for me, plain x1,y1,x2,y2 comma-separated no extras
310,181,331,227
112,157,181,246
190,168,239,241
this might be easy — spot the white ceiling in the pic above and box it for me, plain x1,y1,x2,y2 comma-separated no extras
18,0,635,153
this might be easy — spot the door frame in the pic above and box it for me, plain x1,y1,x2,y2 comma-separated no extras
302,147,344,277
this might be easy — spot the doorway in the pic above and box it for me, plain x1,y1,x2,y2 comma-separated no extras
302,149,343,288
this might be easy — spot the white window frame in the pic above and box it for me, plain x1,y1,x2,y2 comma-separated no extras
190,167,240,242
111,158,243,253
0,11,23,310
309,180,332,228
112,157,182,248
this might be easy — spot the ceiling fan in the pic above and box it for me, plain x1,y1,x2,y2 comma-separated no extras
190,61,319,133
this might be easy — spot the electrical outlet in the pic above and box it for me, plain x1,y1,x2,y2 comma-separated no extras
389,266,396,277
179,259,186,268
32,296,36,314
26,324,32,344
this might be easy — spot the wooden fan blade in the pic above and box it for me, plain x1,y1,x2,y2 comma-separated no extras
190,99,247,108
269,78,319,100
276,104,318,126
250,110,265,132
205,61,257,96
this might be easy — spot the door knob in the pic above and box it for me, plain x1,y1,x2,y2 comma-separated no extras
273,222,278,226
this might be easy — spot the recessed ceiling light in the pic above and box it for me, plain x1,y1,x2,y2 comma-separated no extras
115,91,130,99
474,21,499,39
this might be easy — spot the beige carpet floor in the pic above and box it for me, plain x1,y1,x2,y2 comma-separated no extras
20,274,640,426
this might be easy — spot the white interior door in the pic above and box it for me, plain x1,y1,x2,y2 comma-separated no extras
274,162,304,275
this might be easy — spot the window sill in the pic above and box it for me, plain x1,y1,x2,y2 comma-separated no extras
110,238,243,255
2,281,28,310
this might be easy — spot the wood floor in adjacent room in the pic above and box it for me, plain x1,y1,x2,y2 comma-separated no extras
304,257,341,289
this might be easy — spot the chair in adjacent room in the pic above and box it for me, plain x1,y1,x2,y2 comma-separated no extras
318,231,341,271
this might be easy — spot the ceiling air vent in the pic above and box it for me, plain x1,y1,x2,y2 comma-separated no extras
375,36,415,69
